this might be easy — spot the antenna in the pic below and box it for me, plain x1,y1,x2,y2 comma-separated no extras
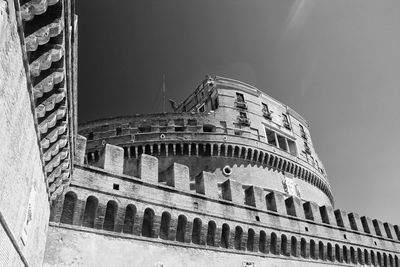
162,74,166,113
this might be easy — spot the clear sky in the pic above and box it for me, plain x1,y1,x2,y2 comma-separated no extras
76,0,400,224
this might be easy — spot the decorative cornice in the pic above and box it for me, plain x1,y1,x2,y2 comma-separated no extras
15,0,77,201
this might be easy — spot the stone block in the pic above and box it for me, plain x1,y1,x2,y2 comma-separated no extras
319,205,335,225
348,212,363,231
334,209,351,229
285,196,305,219
138,154,158,183
383,222,395,239
372,219,384,237
221,179,243,203
265,191,286,213
74,135,87,164
303,201,322,223
165,163,190,191
195,171,218,199
98,144,124,174
360,216,373,234
244,186,264,208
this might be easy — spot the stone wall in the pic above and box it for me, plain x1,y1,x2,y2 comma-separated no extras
44,225,348,267
44,143,400,266
0,0,50,266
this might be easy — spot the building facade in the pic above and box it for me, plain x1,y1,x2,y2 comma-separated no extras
45,77,400,266
1,0,400,265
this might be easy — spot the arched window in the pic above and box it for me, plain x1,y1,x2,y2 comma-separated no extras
220,224,230,249
377,252,382,267
389,255,394,267
310,240,316,259
247,229,255,252
358,248,364,265
335,244,341,262
176,215,187,242
142,208,155,238
395,255,398,267
192,218,202,244
281,235,288,256
371,250,376,266
270,233,278,255
351,247,357,264
327,243,334,262
60,191,77,224
159,212,171,240
83,196,98,228
291,237,298,257
259,231,267,253
123,204,136,234
206,221,216,246
365,249,370,266
383,253,388,267
103,200,117,231
319,241,325,260
234,226,243,250
300,238,307,258
343,246,349,263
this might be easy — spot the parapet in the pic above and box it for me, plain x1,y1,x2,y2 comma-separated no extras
73,138,400,243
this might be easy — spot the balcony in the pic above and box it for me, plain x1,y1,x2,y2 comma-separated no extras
235,101,248,110
237,116,250,126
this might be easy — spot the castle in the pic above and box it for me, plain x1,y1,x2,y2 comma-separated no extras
0,0,399,266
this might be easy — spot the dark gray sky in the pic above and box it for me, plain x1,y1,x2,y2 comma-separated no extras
77,0,400,224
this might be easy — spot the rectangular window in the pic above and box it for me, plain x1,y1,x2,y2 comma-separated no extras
236,92,245,102
262,103,269,112
287,140,297,156
277,134,288,151
265,128,277,146
239,112,247,118
198,104,205,113
300,124,307,139
116,127,122,136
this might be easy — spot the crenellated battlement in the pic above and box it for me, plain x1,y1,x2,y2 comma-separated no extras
72,138,399,241
49,139,400,266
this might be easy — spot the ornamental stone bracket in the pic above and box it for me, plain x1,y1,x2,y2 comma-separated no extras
14,0,77,201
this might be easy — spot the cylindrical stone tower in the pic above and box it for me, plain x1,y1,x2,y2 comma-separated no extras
79,76,333,206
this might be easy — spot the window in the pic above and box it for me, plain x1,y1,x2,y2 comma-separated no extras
212,96,219,110
265,128,277,146
277,134,288,151
262,103,272,119
282,113,290,129
236,93,244,102
300,124,307,139
103,201,117,231
203,124,216,132
88,132,94,140
142,208,155,238
198,104,205,113
116,127,122,136
304,142,311,154
113,183,119,190
287,139,297,156
60,192,77,225
262,103,269,113
239,112,247,119
138,125,151,133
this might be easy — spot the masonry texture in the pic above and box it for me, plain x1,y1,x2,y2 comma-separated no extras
45,77,400,266
1,0,400,266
